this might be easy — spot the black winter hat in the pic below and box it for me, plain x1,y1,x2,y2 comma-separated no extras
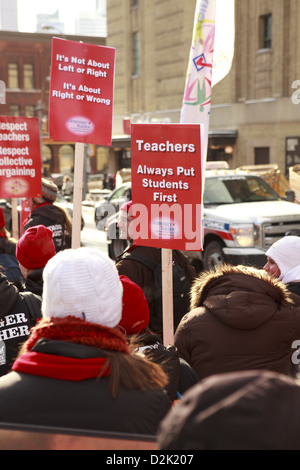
33,178,58,204
157,370,300,450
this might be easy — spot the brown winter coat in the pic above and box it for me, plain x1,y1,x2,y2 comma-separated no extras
174,264,300,380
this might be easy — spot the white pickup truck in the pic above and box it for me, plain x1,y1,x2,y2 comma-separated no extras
105,166,300,271
185,166,300,270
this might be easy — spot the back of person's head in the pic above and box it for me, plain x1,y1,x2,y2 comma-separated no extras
33,178,58,205
266,235,300,282
118,275,149,335
42,247,123,328
158,369,300,450
14,247,169,399
16,225,56,270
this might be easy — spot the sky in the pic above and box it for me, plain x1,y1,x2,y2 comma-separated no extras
17,0,99,34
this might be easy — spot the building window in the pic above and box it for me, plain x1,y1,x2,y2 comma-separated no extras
132,32,140,77
25,105,35,117
23,64,34,89
9,105,20,116
260,14,272,49
41,144,52,177
8,63,19,88
255,147,270,165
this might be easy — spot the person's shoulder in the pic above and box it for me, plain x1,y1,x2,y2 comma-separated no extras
134,246,161,259
116,245,160,263
175,308,206,331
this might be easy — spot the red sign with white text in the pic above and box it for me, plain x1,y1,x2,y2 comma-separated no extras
131,123,203,251
0,116,42,198
49,37,115,146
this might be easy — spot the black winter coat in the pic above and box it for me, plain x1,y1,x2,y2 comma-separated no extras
287,281,300,296
116,245,196,335
131,331,199,401
0,237,24,288
0,339,171,435
23,204,71,252
0,273,41,376
24,268,44,296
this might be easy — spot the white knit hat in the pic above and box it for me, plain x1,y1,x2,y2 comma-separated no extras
266,236,300,283
42,247,123,328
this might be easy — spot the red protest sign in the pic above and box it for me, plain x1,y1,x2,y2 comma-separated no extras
131,123,203,251
49,37,115,146
20,198,31,231
0,116,42,198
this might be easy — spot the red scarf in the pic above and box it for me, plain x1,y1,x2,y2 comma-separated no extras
33,202,52,210
13,316,129,381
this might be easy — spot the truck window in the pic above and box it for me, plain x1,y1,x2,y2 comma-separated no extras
204,176,280,204
204,178,233,204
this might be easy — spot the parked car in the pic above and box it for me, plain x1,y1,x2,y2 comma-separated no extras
105,211,129,260
55,191,85,231
94,182,132,230
87,173,105,193
105,168,300,270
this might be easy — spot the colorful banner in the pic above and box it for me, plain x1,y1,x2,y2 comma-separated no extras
212,0,235,87
180,0,216,123
0,116,42,198
131,123,203,251
49,37,115,146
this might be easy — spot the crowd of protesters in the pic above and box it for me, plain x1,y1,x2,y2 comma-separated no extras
1,184,300,448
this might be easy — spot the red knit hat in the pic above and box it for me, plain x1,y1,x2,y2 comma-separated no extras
118,275,150,335
0,208,6,229
16,225,56,270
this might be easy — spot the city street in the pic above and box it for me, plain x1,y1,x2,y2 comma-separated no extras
80,204,109,256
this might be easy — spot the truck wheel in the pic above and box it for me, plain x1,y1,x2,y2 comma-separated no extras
203,241,226,270
108,237,128,260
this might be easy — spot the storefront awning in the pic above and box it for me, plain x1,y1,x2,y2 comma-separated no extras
208,130,238,146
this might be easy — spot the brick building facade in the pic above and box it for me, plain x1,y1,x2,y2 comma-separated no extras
0,30,106,179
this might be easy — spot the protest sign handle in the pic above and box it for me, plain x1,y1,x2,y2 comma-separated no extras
72,142,84,249
162,248,174,346
11,198,19,239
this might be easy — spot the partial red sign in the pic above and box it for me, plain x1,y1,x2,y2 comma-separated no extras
131,123,203,251
49,37,115,146
0,116,42,198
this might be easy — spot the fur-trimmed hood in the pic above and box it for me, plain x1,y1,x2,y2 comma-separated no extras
189,264,294,331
